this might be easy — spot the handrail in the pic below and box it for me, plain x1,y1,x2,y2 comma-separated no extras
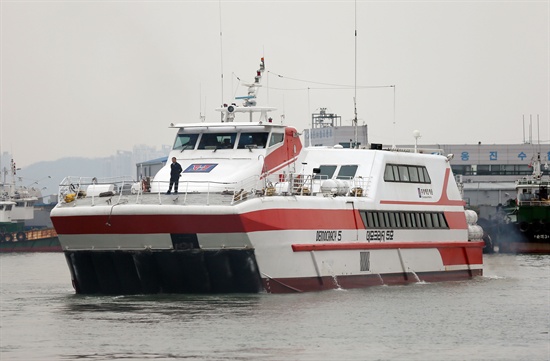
57,173,373,207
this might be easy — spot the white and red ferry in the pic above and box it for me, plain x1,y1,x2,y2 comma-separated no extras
50,59,484,294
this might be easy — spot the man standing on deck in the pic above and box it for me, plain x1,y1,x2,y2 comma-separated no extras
166,157,182,194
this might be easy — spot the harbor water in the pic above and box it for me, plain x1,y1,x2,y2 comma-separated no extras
1,253,548,361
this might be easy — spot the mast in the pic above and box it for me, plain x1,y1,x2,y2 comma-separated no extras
353,0,358,149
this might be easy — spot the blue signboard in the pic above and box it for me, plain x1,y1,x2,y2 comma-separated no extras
183,164,218,173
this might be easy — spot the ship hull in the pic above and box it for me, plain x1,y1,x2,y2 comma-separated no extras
0,238,61,252
0,228,61,253
496,222,550,254
62,247,482,295
52,196,484,294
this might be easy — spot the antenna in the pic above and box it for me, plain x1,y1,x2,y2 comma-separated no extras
537,114,541,152
522,114,525,144
199,87,206,123
529,114,533,144
219,0,224,122
353,0,358,149
392,85,396,148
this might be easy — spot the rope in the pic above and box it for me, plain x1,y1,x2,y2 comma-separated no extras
261,272,303,293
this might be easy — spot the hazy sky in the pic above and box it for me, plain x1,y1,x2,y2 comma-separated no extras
1,0,549,168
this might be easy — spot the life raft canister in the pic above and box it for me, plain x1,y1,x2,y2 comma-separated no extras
518,221,530,232
16,231,27,242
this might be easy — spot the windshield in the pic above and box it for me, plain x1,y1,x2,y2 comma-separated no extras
198,133,237,149
173,134,199,150
238,132,269,149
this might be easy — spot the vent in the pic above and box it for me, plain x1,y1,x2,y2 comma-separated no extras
360,251,370,272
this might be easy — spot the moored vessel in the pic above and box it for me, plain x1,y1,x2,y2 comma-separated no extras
495,152,550,253
0,159,60,253
50,59,484,294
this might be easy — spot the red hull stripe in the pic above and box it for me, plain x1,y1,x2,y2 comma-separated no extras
52,209,469,235
292,241,484,266
52,209,358,235
291,241,483,251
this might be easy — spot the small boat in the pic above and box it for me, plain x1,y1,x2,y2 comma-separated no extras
0,159,61,253
50,59,484,294
495,152,550,254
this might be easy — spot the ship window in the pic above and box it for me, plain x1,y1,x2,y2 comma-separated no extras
431,213,440,228
173,133,199,150
404,213,411,227
395,213,402,227
422,168,431,183
269,133,284,147
384,164,431,184
360,211,449,229
399,213,406,227
398,166,409,181
409,167,420,182
198,133,237,150
438,213,448,228
366,212,374,227
238,132,269,149
379,212,387,228
314,165,337,179
425,213,433,228
372,212,379,228
388,212,397,228
384,165,395,181
392,165,400,180
411,213,420,228
337,165,358,180
418,168,430,183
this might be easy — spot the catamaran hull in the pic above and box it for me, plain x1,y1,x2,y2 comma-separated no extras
53,199,483,294
51,147,485,294
61,244,482,294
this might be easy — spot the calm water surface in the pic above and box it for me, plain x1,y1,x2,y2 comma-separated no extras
1,253,549,361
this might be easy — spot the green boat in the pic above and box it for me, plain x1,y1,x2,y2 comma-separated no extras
497,153,550,254
0,160,60,253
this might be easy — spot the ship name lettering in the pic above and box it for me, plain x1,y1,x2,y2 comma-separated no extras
366,230,394,242
316,230,342,242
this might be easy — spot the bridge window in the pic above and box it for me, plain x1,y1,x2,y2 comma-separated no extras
198,133,237,150
173,133,199,150
337,165,358,180
314,165,337,179
238,132,269,149
269,133,284,147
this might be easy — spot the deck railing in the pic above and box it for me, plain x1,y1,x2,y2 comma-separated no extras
58,173,373,207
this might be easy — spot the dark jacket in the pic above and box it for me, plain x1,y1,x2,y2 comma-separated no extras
170,162,183,178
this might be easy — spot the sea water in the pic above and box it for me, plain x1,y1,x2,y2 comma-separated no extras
0,252,548,361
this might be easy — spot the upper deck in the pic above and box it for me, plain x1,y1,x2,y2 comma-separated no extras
56,146,462,212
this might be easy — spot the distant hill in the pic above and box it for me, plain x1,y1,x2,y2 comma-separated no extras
17,157,122,202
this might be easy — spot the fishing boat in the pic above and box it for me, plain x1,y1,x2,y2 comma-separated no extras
0,159,60,253
50,59,484,294
495,153,550,254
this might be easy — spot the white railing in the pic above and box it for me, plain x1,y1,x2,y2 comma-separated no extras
58,173,373,207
